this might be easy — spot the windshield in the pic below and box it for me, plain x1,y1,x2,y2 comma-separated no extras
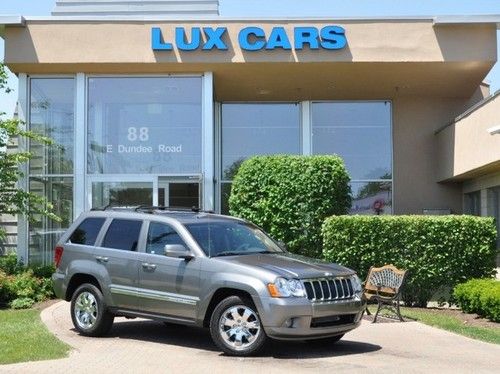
185,221,284,257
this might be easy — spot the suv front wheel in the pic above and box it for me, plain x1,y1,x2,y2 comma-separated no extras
210,295,267,356
70,283,114,336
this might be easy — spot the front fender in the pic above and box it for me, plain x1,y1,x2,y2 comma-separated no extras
197,271,270,325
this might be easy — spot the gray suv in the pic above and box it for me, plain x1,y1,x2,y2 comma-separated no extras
52,207,366,356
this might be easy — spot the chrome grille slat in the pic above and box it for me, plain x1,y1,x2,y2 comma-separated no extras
303,277,355,302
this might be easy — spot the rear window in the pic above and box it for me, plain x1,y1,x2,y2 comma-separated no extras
69,218,106,246
102,219,142,251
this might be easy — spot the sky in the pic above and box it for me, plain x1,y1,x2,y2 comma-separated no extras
1,0,500,116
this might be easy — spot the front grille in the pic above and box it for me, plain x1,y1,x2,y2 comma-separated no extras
310,314,356,328
303,277,355,302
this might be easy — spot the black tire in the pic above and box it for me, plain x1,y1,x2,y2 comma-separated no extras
70,283,114,337
210,295,267,356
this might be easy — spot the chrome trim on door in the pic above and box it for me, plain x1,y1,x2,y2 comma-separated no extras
109,285,199,305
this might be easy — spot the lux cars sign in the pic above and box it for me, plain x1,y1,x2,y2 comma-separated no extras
151,26,347,51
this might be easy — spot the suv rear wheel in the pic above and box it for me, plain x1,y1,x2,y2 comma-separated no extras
70,283,114,336
210,295,267,356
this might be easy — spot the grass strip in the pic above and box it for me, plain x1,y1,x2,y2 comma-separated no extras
0,308,69,365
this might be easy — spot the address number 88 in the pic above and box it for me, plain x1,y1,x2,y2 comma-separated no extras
127,127,149,142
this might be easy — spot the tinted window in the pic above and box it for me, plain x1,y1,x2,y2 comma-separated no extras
102,219,142,251
146,222,185,255
69,218,105,245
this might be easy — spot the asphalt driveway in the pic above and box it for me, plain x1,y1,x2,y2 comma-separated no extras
1,301,499,373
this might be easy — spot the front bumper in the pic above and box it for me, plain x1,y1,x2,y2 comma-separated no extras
256,295,366,340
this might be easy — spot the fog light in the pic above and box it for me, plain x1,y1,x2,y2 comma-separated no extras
285,318,296,328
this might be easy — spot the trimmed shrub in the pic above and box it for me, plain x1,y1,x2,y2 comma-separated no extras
230,155,351,257
322,215,498,306
454,279,500,322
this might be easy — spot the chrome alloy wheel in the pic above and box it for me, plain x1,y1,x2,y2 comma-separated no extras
219,305,261,351
74,291,98,330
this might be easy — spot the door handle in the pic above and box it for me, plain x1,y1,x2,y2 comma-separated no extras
141,262,157,270
96,256,109,263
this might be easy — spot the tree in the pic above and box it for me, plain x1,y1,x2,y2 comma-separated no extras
0,63,59,243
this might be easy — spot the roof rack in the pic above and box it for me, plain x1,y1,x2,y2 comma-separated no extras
91,205,215,214
134,205,215,214
90,204,138,211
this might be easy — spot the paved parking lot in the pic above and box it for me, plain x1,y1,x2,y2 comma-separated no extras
2,301,499,373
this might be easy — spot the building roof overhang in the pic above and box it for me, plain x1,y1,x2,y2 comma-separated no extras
0,14,498,25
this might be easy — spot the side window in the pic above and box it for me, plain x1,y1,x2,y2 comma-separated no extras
69,218,105,245
102,219,142,251
146,222,186,255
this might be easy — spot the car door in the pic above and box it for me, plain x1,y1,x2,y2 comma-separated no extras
93,218,142,310
137,220,201,321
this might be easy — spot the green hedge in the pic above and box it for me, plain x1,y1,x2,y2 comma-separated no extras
322,215,498,306
454,279,500,322
0,253,55,309
230,155,351,257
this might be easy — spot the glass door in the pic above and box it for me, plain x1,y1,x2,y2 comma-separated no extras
87,176,201,210
88,176,156,209
158,176,202,209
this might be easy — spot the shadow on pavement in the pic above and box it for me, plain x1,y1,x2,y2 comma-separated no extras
72,319,382,359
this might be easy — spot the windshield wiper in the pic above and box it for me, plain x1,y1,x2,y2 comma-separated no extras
212,251,242,257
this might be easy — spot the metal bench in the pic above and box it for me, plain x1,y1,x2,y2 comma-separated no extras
363,264,407,323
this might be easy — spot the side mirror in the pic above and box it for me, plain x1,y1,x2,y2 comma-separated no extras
164,244,194,261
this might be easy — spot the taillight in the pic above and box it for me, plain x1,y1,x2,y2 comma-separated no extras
54,246,64,268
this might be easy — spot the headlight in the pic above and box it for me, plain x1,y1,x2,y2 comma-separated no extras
351,274,363,294
267,277,306,298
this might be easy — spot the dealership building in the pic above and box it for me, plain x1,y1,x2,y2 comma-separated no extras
0,0,500,264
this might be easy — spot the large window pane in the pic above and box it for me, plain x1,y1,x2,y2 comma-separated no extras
28,177,73,265
465,191,481,216
312,102,391,180
221,104,301,180
87,77,202,174
351,181,392,215
487,187,500,248
29,79,75,174
220,182,232,215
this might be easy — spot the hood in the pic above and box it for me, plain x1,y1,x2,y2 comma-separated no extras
215,252,355,279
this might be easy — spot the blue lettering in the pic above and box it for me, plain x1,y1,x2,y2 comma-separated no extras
176,27,201,51
266,27,292,50
203,27,228,50
151,27,173,51
320,26,347,50
239,27,266,51
294,27,320,50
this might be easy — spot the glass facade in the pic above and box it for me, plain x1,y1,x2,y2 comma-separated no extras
465,191,481,216
87,77,202,174
487,187,500,248
220,103,301,214
312,102,392,215
220,101,393,215
28,79,75,264
24,75,393,263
